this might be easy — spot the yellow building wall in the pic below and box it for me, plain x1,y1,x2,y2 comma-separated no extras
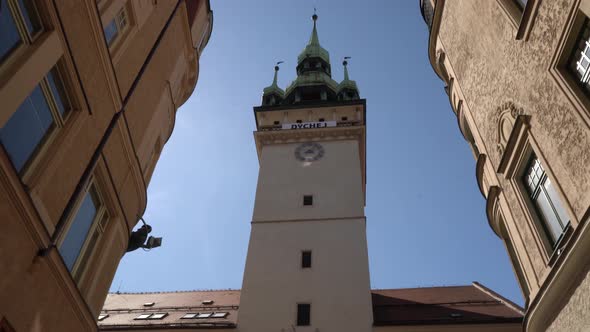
0,0,212,330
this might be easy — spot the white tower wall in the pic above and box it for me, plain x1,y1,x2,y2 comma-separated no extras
239,137,373,332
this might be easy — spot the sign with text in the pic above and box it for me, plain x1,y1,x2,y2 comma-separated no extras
282,121,337,130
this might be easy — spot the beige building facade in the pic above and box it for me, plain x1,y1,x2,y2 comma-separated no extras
0,0,212,331
99,13,523,332
421,0,590,330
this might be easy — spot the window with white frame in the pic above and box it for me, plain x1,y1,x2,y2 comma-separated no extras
522,155,570,246
103,7,128,46
571,17,590,82
58,182,109,279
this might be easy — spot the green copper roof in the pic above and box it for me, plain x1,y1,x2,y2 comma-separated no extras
263,65,285,97
338,59,359,93
285,70,339,96
297,14,330,65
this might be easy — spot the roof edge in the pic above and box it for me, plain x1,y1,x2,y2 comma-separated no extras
472,281,525,314
108,289,240,295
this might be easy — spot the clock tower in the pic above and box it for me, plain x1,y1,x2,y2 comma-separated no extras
238,14,372,332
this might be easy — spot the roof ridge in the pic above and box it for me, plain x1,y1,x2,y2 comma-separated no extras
373,299,503,307
109,289,241,295
371,284,473,291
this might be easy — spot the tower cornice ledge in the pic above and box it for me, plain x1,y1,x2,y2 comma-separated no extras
254,126,365,153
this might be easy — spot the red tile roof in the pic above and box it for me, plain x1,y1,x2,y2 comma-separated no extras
98,283,522,329
372,282,523,326
99,290,239,330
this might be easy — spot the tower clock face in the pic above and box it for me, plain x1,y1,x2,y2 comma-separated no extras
295,142,324,162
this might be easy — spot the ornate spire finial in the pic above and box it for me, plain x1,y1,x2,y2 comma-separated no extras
309,10,320,46
343,57,351,81
272,61,283,86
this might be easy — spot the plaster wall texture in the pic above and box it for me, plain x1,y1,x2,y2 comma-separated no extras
546,264,590,332
239,218,372,332
252,140,365,221
241,137,371,331
436,0,590,306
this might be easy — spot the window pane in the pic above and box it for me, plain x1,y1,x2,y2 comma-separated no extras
0,0,22,62
534,191,563,244
59,188,99,271
302,251,312,268
0,85,54,171
515,0,527,9
17,0,41,36
103,19,118,45
543,178,570,228
297,304,311,326
47,68,69,116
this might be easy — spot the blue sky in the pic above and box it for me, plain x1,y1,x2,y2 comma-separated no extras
110,1,524,306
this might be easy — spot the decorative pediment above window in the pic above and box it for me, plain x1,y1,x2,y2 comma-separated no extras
496,102,524,158
497,110,531,177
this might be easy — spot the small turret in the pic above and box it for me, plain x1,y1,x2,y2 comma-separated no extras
337,57,360,101
262,63,285,106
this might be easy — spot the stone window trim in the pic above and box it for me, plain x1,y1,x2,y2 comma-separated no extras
15,60,83,191
99,1,136,62
0,0,45,67
0,59,82,193
56,172,111,283
496,0,540,40
0,2,87,189
497,115,576,263
549,7,590,128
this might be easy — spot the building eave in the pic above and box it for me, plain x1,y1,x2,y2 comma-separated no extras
426,0,446,82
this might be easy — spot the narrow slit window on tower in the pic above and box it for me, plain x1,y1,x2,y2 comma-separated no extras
297,303,311,326
301,251,312,268
303,195,313,206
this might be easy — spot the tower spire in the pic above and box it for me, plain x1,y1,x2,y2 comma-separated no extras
309,11,320,46
343,57,350,81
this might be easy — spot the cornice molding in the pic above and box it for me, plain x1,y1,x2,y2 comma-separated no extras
254,126,365,147
486,185,503,238
476,153,488,198
427,0,446,81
